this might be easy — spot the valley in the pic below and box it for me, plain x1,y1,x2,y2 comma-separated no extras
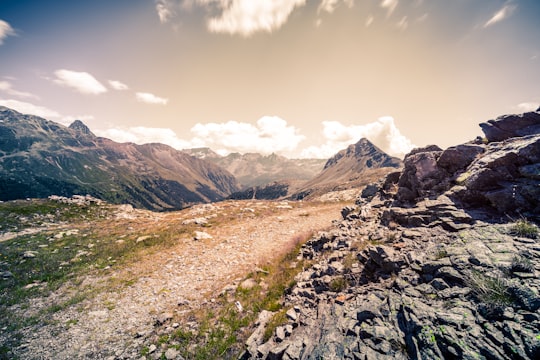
0,196,346,359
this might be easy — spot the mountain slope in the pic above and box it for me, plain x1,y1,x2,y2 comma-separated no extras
184,148,326,188
0,106,240,210
291,138,403,200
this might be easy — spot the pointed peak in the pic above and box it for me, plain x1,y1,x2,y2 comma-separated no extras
69,120,95,137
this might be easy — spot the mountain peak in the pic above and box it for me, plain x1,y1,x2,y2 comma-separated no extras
69,120,95,137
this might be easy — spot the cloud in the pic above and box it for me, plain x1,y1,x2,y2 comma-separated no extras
396,16,408,30
0,81,38,99
0,19,16,45
108,80,129,91
483,3,517,28
380,0,398,18
0,99,97,127
190,116,305,154
96,116,305,156
193,0,307,36
365,14,374,27
0,99,61,119
300,117,414,158
156,0,177,23
135,92,169,105
516,102,539,112
53,69,108,95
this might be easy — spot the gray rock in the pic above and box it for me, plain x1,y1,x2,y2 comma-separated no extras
480,111,540,142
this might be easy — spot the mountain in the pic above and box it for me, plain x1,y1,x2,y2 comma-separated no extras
290,138,403,200
0,106,240,211
184,148,327,188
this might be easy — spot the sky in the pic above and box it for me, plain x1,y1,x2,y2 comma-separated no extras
1,0,539,159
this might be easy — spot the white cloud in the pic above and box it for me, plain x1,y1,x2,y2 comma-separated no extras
96,116,305,156
0,99,61,119
0,99,97,127
108,80,129,91
380,0,398,18
156,0,177,23
190,116,305,154
201,0,307,36
0,20,15,45
396,16,408,30
53,69,108,95
516,102,539,112
300,117,414,158
483,3,517,28
0,81,38,99
135,92,169,105
58,114,95,127
365,14,374,27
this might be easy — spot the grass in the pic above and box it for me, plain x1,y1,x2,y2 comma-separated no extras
509,219,538,239
157,231,315,359
0,198,192,356
465,270,514,307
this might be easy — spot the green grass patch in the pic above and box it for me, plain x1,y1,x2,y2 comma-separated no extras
509,219,538,239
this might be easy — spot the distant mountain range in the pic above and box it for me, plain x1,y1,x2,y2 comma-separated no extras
183,148,326,188
0,106,240,211
229,138,403,200
0,105,404,209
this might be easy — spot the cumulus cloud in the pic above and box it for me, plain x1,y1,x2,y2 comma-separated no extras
380,0,398,17
162,0,307,36
0,99,96,126
135,92,169,105
0,20,16,45
300,117,414,159
155,0,177,23
96,116,305,156
516,102,539,112
484,3,517,28
53,69,108,95
108,80,129,91
96,126,192,149
0,99,61,119
318,0,353,14
0,81,38,99
190,116,305,154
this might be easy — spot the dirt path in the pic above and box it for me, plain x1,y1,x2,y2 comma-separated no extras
15,200,345,359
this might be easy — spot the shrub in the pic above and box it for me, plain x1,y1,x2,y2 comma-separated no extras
509,219,538,239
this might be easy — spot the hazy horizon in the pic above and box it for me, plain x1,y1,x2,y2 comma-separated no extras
1,0,539,159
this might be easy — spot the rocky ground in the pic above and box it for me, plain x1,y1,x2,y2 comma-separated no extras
240,110,540,360
243,197,540,360
1,197,345,359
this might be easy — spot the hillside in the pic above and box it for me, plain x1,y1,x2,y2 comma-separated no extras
184,148,326,188
0,106,240,211
290,138,403,200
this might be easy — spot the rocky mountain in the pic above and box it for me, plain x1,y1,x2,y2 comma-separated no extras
0,106,240,211
241,109,540,359
290,138,403,200
184,148,327,188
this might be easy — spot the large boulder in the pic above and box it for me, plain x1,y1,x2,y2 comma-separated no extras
480,111,540,142
396,145,448,202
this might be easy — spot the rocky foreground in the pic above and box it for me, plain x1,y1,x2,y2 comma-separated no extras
241,110,540,359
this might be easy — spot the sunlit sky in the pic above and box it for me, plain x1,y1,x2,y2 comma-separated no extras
1,0,539,158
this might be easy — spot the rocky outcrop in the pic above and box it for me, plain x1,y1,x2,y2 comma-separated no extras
242,111,540,359
242,198,540,360
480,111,540,142
393,110,540,218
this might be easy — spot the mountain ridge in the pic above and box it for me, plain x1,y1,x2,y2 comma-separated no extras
0,106,240,211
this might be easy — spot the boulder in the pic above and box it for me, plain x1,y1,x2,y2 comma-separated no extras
480,111,540,142
437,144,485,174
